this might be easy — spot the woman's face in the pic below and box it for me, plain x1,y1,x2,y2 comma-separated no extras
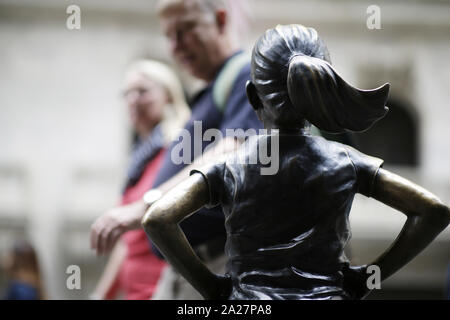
123,73,169,137
1,252,13,274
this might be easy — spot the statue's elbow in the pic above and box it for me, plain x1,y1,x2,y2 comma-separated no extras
142,205,166,232
428,201,450,230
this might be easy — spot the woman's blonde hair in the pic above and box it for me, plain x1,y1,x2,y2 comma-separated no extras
123,59,190,143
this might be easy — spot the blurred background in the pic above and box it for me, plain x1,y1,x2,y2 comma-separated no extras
0,0,449,299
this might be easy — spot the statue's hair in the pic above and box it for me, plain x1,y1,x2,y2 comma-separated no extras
251,24,389,133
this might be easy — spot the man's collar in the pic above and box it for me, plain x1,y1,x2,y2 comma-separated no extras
210,50,244,86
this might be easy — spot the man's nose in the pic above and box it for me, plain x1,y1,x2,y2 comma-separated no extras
170,32,184,55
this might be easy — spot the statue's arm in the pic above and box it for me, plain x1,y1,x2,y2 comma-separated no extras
369,168,450,281
142,172,230,300
344,168,449,299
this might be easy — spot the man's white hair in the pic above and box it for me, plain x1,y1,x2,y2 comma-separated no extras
156,0,227,16
156,0,252,44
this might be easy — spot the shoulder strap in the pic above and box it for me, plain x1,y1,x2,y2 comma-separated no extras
213,51,250,113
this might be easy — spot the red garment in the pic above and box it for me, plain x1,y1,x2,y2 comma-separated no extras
114,149,166,300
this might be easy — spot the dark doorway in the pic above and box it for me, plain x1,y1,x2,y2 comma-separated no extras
353,99,419,166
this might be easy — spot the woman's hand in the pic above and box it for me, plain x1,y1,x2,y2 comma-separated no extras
90,200,148,255
342,265,371,300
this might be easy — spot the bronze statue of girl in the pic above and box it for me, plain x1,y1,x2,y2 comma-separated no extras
142,25,450,300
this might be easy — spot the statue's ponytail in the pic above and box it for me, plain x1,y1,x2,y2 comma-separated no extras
287,55,390,133
251,24,389,133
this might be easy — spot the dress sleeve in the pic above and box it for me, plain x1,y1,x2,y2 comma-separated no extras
190,162,226,209
344,146,384,197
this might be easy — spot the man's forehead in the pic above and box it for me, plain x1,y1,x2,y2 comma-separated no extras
162,9,199,25
161,6,213,33
159,0,206,20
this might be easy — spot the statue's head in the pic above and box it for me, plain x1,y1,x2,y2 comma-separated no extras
246,24,390,133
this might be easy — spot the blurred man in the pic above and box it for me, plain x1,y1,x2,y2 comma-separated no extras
91,0,262,299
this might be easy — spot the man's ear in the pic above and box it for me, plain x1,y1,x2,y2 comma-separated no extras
246,81,263,111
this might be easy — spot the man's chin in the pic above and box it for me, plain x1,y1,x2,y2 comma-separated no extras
177,60,208,80
182,64,202,79
182,60,195,71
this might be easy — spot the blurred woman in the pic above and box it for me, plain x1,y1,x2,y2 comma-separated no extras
92,60,190,300
2,239,45,300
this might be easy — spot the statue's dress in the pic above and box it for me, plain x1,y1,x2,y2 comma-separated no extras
191,131,383,300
